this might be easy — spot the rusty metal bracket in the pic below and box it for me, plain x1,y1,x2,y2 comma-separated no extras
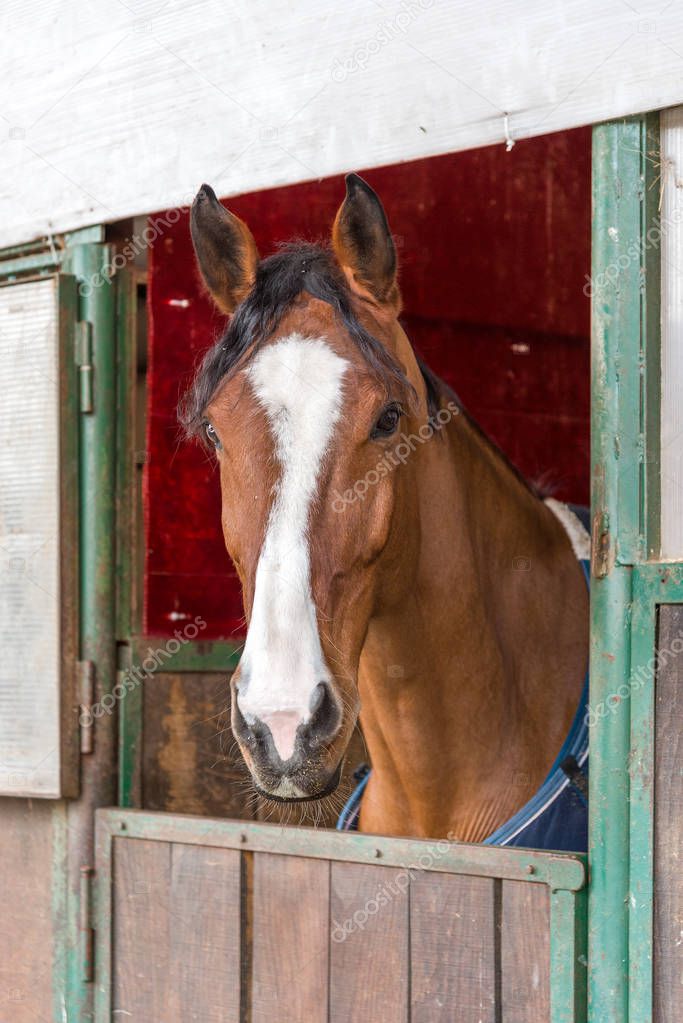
75,320,94,413
77,659,95,754
79,865,95,983
592,509,611,579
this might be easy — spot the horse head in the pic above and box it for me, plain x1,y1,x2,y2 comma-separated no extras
183,176,438,803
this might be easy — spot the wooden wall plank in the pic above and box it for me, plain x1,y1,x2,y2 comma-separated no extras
330,861,409,1023
112,837,171,1022
410,872,496,1023
252,852,329,1023
0,798,54,1023
654,605,683,1023
142,672,249,819
168,843,242,1023
501,880,550,1023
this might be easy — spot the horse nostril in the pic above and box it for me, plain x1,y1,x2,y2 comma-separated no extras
309,682,326,716
308,682,341,742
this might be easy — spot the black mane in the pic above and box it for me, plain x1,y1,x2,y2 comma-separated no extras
179,241,423,436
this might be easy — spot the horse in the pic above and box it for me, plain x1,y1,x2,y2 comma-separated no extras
180,174,589,841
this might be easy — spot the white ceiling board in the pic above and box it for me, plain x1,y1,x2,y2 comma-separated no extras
2,0,683,247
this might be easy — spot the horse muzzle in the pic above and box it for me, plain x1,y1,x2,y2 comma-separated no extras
231,680,344,800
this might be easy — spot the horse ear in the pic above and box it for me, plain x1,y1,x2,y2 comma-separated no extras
332,173,399,311
190,184,260,314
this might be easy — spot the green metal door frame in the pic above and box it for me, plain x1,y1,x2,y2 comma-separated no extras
590,113,683,1023
0,232,120,1022
589,114,657,1023
61,241,119,1021
628,565,683,1020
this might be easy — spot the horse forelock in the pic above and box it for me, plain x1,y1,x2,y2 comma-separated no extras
179,241,419,440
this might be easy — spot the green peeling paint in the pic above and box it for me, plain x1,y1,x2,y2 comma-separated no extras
590,113,664,1023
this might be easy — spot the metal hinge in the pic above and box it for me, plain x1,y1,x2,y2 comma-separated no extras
75,320,94,413
592,509,612,579
80,865,95,983
77,659,95,754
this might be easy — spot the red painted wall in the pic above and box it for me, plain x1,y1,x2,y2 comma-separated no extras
145,127,591,639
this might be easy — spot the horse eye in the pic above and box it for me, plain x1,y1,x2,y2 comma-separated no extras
204,422,221,448
371,403,402,439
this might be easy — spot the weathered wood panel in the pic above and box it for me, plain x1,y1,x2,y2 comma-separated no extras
501,880,550,1022
142,672,252,819
168,843,242,1022
252,852,329,1023
102,817,577,1021
0,798,55,1023
330,861,409,1022
113,838,242,1022
4,2,683,248
410,872,496,1023
113,837,171,1021
654,605,683,1023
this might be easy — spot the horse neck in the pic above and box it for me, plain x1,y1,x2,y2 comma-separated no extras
357,408,588,840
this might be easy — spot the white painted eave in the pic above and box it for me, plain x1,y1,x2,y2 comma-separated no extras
2,0,683,248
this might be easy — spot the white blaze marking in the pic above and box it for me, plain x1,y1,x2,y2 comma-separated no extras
237,334,348,761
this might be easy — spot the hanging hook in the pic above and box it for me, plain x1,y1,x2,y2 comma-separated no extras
503,113,516,153
46,228,58,265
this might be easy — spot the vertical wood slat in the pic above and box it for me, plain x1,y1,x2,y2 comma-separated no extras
113,838,242,1022
0,799,55,1023
252,852,329,1023
113,837,171,1022
330,862,409,1023
168,844,241,1023
501,880,550,1023
654,606,683,1023
410,873,496,1023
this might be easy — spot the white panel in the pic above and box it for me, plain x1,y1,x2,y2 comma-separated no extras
0,278,61,796
661,107,683,560
2,0,683,247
